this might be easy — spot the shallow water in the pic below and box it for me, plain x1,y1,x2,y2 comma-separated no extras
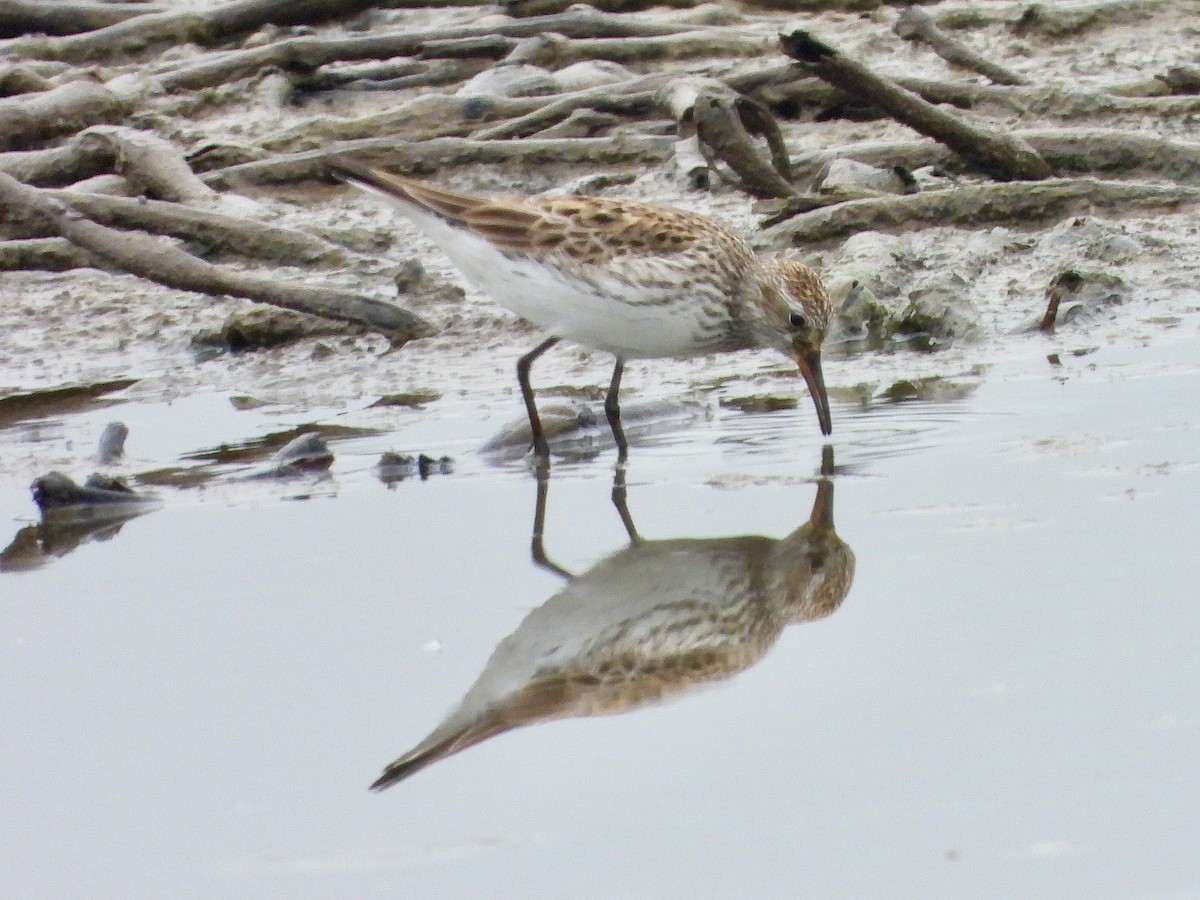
1,333,1198,898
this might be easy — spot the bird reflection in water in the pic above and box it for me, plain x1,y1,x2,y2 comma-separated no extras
372,447,855,790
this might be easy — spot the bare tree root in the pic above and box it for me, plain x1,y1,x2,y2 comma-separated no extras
747,67,1200,126
502,0,704,16
0,61,52,93
470,76,664,141
786,129,1200,186
499,30,771,68
0,236,107,271
152,7,696,94
761,177,1200,247
0,1,161,39
0,172,433,344
737,0,942,10
203,134,675,187
779,30,1052,180
74,126,220,203
661,78,796,199
0,78,129,150
934,0,1173,35
895,76,1200,119
35,191,346,264
3,0,384,63
894,7,1028,86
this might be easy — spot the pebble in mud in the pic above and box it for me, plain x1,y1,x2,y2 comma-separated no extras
96,421,128,464
247,432,334,479
376,452,454,486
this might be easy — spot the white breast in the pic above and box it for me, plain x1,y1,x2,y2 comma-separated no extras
369,189,727,359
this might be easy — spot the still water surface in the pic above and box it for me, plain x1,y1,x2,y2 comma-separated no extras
1,337,1197,898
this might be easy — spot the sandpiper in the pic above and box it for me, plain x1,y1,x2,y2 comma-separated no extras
332,160,834,459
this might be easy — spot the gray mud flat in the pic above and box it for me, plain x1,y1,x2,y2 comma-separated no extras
2,0,1200,896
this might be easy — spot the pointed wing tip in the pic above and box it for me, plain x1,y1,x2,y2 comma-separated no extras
369,759,420,792
324,154,375,184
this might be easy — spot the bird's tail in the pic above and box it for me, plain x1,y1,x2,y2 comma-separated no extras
327,157,483,226
370,715,515,791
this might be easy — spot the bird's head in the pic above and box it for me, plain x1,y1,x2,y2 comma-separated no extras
746,258,834,436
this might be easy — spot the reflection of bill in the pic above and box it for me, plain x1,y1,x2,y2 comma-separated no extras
371,449,855,790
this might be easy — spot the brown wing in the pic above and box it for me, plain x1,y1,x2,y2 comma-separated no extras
330,160,740,265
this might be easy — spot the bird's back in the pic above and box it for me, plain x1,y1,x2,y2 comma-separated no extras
338,165,758,357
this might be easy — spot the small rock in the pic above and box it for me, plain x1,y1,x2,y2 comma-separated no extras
31,471,156,515
193,307,348,352
376,452,454,485
817,159,911,194
370,390,441,409
720,395,798,413
457,64,559,98
554,60,635,92
394,258,426,293
96,421,128,464
249,433,333,478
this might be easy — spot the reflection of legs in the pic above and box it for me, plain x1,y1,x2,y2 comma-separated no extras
605,358,628,464
517,337,560,459
530,462,572,579
610,465,640,544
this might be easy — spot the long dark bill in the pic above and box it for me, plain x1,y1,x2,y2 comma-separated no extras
795,348,832,436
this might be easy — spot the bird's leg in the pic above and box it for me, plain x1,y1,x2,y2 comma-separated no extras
610,465,641,545
605,357,628,464
530,461,573,579
516,337,560,459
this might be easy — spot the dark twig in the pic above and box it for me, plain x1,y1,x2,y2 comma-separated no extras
1040,270,1083,330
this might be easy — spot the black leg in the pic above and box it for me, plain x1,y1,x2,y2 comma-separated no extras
530,461,573,579
604,357,629,464
610,465,641,544
516,337,560,459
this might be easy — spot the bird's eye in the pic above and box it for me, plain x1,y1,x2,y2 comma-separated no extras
789,311,808,330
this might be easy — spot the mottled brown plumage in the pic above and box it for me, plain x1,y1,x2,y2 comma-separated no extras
332,160,835,457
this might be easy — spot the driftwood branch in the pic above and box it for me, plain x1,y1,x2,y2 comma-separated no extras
779,30,1052,181
74,126,218,204
691,87,796,198
894,7,1028,86
0,236,107,271
0,61,52,95
2,0,384,63
0,172,432,344
204,134,675,187
786,129,1200,186
934,0,1172,35
153,8,695,94
743,68,1200,124
762,177,1200,247
0,1,162,39
502,0,704,15
33,191,345,264
470,76,664,141
0,78,129,150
